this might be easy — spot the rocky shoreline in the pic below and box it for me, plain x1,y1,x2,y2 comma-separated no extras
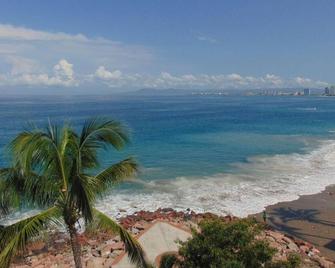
12,208,335,268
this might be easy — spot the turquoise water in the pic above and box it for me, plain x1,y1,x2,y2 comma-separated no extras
1,94,335,219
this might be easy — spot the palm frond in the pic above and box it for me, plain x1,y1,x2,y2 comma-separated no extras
93,209,148,268
9,125,71,193
0,206,61,268
78,118,130,168
93,158,138,195
10,131,47,171
59,125,79,176
10,131,62,178
0,166,60,211
0,174,20,217
23,171,60,207
0,168,31,216
69,173,95,222
2,118,139,267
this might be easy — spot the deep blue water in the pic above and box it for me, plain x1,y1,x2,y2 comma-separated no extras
1,95,335,218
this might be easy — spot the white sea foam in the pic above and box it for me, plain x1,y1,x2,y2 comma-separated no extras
3,140,335,225
295,107,317,111
96,140,335,218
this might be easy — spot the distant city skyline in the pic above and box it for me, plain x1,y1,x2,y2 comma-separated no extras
0,1,334,93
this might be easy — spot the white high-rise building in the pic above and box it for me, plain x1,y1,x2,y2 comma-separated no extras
304,88,310,96
325,86,335,96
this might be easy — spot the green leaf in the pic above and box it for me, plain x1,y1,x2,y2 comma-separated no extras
0,168,22,216
69,173,95,222
79,117,130,168
93,209,148,268
0,167,60,212
2,117,138,267
0,206,61,268
93,157,138,195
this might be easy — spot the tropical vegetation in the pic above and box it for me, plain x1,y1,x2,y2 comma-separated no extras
159,219,301,268
0,118,147,268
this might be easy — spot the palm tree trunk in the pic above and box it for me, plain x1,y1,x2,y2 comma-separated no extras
68,223,83,268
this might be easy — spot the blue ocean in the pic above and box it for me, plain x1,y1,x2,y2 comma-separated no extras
1,94,335,220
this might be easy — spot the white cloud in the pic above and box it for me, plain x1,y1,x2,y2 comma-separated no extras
0,24,88,42
95,66,122,80
0,59,329,89
294,76,329,87
0,23,154,78
294,76,328,87
0,24,329,90
196,34,219,44
5,56,41,75
261,74,283,87
0,59,78,87
54,59,74,80
88,69,328,90
295,76,311,85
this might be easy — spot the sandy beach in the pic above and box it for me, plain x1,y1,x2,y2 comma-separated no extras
257,185,335,261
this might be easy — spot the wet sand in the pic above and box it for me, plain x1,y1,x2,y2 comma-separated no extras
256,185,335,260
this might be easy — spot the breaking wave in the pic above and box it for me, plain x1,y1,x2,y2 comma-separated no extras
3,140,335,225
97,140,335,218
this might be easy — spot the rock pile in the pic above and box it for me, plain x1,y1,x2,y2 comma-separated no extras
11,208,335,268
262,230,334,268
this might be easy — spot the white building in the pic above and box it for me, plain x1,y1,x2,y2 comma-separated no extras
304,88,310,96
325,86,335,96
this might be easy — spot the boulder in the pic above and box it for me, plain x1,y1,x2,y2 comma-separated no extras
133,222,146,230
105,239,115,245
110,249,123,258
300,245,310,254
266,230,284,241
282,236,293,244
99,244,112,258
110,242,124,251
312,248,321,254
87,239,99,247
286,241,299,252
312,255,335,268
54,239,66,250
30,241,47,255
86,258,104,268
91,248,101,257
103,258,114,268
131,227,140,235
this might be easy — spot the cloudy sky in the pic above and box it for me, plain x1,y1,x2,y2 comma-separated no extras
0,0,334,93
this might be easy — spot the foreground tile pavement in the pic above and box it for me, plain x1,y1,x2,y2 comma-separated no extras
113,221,192,268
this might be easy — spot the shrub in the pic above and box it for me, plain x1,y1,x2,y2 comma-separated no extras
160,219,301,268
159,253,179,268
170,219,275,267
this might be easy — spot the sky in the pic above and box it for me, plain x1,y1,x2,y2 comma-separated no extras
0,0,334,93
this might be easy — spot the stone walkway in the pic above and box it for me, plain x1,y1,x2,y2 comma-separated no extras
113,221,191,268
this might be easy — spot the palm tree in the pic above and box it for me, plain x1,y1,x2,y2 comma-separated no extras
0,118,147,268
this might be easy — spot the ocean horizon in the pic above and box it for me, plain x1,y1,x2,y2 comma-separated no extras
1,94,335,223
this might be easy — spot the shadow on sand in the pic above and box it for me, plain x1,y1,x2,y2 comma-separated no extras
267,207,335,251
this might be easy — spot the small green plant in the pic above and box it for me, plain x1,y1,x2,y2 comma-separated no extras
266,253,301,268
160,218,277,268
159,253,179,268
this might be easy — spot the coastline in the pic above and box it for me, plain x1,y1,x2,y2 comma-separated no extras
256,184,335,261
93,138,335,220
5,183,335,265
8,184,335,267
11,205,335,267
